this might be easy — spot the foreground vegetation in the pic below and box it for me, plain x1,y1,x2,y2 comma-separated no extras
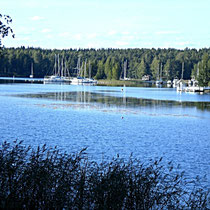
0,141,209,209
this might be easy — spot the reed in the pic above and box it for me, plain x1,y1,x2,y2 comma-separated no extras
0,140,209,209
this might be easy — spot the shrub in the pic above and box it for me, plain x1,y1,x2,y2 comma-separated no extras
0,140,209,209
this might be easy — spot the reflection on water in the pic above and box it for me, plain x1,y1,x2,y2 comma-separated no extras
0,83,210,189
14,91,210,111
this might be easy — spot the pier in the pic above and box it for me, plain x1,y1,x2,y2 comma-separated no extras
0,77,44,82
177,86,210,93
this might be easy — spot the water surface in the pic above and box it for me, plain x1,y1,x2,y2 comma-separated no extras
0,82,209,188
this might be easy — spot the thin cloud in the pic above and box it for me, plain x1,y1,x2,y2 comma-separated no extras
121,32,130,35
115,41,129,46
155,31,180,35
41,28,51,33
46,34,53,39
31,16,45,21
108,30,117,36
73,33,82,40
86,33,97,39
58,32,70,38
176,41,190,46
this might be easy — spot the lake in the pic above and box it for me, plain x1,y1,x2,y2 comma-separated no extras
0,80,210,188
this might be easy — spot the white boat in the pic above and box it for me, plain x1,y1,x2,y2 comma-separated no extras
156,77,163,85
71,77,84,84
44,75,65,83
156,63,163,86
29,63,34,78
176,62,185,91
71,59,97,85
176,80,186,92
82,78,97,84
167,80,172,87
172,78,179,87
44,54,70,83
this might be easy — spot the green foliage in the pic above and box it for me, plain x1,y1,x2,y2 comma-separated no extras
150,56,159,79
191,63,199,79
0,141,209,209
198,53,210,86
111,58,120,80
136,58,147,79
0,14,15,48
95,59,105,79
163,59,172,80
0,47,210,84
104,56,112,79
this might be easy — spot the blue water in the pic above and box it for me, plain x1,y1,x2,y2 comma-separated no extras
0,83,210,188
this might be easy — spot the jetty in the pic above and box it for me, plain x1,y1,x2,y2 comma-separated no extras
0,77,44,82
177,85,210,93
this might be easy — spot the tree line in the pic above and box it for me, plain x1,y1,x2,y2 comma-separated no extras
0,47,209,85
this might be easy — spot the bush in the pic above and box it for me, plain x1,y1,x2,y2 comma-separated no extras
0,140,209,209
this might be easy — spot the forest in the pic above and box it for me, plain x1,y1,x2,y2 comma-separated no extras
0,47,209,86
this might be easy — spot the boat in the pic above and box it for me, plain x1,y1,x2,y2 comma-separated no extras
156,63,163,86
71,76,84,84
44,75,65,83
172,78,179,87
82,61,97,84
176,80,186,92
167,80,172,87
71,58,97,85
120,60,130,80
44,54,70,83
176,62,186,92
29,63,34,78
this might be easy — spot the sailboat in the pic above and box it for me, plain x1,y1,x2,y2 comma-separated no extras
177,62,186,92
44,54,70,83
71,56,84,84
156,63,163,86
71,58,97,84
82,61,97,84
29,63,34,78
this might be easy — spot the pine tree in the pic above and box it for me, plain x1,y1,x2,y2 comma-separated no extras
198,53,210,86
95,60,105,79
150,57,159,79
104,57,112,80
136,58,147,79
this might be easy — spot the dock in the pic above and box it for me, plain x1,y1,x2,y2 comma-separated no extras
0,77,44,82
177,86,210,93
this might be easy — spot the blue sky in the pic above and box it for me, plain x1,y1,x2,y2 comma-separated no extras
1,0,210,49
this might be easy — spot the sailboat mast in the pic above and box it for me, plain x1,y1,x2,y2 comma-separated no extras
64,59,66,77
61,57,64,77
54,54,57,76
31,63,33,75
84,59,87,78
197,62,199,78
181,62,184,80
157,63,159,80
124,60,127,79
58,54,60,76
89,61,91,79
77,56,81,77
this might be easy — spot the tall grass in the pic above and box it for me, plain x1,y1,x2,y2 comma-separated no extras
0,140,209,209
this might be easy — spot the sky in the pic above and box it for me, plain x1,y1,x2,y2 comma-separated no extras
1,0,210,49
